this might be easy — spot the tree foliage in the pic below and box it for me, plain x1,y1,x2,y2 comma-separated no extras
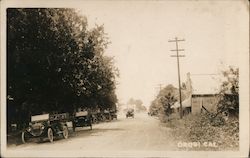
7,8,118,125
217,66,239,117
127,98,146,112
149,84,183,116
159,92,177,117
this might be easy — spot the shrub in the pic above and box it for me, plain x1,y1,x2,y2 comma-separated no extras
188,114,239,150
168,113,239,150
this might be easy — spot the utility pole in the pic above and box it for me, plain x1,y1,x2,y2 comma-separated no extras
168,37,185,119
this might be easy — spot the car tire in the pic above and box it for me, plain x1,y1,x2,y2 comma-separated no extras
21,131,27,144
47,128,54,143
72,123,76,132
62,126,69,139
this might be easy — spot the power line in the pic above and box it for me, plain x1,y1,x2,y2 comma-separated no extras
190,73,219,76
168,37,185,119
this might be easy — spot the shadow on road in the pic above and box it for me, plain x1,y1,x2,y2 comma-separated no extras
71,127,125,138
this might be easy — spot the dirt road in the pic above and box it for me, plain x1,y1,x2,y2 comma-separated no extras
7,113,179,156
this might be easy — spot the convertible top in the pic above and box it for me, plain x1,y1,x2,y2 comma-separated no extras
31,114,49,122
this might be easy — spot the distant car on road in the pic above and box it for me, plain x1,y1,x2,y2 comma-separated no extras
148,111,158,116
21,113,69,143
126,109,134,118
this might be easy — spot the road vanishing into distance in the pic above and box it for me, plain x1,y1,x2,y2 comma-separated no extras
8,113,179,152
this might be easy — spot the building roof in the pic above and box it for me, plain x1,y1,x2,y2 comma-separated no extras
190,75,220,95
171,73,221,109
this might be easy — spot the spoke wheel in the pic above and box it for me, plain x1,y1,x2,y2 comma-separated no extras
47,128,54,143
21,131,26,144
62,126,69,139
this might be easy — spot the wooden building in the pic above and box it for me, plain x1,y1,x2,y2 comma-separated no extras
171,73,221,115
191,94,219,114
190,73,220,114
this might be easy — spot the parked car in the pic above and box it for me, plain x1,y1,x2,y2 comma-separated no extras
73,111,92,131
110,110,118,120
21,113,70,143
103,110,112,121
91,110,104,124
91,112,99,124
126,109,134,118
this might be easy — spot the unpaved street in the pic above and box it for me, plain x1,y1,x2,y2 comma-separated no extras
8,113,178,151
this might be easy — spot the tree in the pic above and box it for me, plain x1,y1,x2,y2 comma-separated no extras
149,84,180,117
217,66,239,117
127,98,146,112
149,99,160,116
7,8,118,127
159,92,177,118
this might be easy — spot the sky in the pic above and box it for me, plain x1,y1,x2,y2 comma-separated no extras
77,1,248,107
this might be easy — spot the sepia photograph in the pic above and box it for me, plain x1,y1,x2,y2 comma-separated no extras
1,0,249,157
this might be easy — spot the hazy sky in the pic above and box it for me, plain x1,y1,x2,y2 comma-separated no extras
78,1,248,107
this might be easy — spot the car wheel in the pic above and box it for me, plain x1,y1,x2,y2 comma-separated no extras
62,126,69,139
47,128,54,143
21,131,27,144
95,118,98,123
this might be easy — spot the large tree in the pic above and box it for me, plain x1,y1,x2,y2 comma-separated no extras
7,8,118,126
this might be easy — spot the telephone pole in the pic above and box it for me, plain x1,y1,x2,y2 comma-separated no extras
168,37,185,119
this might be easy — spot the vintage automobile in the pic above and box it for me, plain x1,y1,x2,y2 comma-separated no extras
126,109,134,118
110,110,118,120
21,113,70,143
72,111,92,131
91,113,98,124
103,110,112,121
91,109,102,124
